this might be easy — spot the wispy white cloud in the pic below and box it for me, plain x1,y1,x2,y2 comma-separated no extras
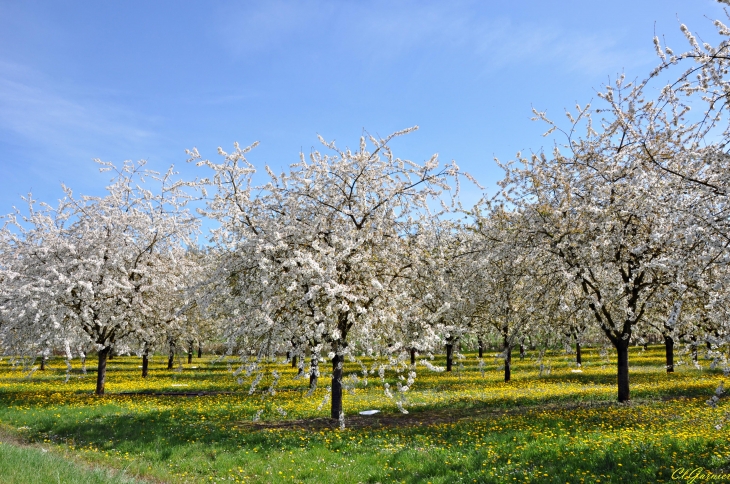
214,0,325,56
467,20,646,76
0,60,158,161
0,84,150,145
213,0,646,77
0,59,170,208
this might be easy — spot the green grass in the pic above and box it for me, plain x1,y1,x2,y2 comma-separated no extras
0,346,728,482
0,439,141,484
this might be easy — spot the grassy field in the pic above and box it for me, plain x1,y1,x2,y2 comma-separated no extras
0,346,728,483
0,438,141,484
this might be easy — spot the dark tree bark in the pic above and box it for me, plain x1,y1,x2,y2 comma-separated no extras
142,350,149,378
576,342,582,366
410,348,416,365
519,344,525,360
187,341,194,364
167,340,175,370
331,354,343,420
309,355,318,390
445,343,454,372
478,338,484,358
664,334,674,373
617,340,630,402
197,344,202,358
95,347,111,395
40,355,46,371
291,354,298,368
599,325,633,402
504,341,512,383
583,268,639,402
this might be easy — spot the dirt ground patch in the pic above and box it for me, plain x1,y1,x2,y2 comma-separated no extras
235,397,681,431
117,391,236,397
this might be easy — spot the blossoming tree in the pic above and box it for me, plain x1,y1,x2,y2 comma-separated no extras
0,161,199,394
190,128,465,420
497,80,691,401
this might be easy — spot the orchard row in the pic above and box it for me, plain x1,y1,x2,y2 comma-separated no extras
3,11,730,420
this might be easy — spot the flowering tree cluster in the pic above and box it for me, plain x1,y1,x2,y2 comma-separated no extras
4,6,730,420
467,8,730,400
468,207,568,382
188,128,468,419
0,161,200,394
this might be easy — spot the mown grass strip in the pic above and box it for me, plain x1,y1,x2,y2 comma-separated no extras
0,439,143,484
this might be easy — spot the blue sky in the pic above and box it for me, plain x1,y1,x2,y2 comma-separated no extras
0,0,726,216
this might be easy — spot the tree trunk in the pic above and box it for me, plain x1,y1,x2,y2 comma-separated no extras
309,356,318,390
616,340,630,402
142,351,149,378
187,341,193,364
504,345,512,383
664,334,674,373
167,341,175,370
478,338,484,359
40,355,46,371
410,348,416,365
95,347,110,395
197,344,202,358
331,354,343,420
576,342,582,366
445,343,454,372
291,355,298,368
519,344,525,360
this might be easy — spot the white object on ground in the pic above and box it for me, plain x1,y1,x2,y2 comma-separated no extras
359,410,380,415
